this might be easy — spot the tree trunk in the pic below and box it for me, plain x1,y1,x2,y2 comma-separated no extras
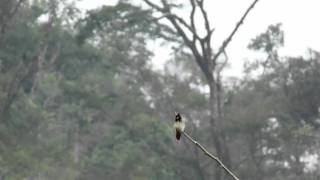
208,76,232,180
142,1,260,179
73,122,81,180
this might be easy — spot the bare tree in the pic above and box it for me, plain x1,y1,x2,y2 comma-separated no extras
143,0,260,179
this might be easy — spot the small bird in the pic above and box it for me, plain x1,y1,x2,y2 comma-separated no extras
174,112,185,140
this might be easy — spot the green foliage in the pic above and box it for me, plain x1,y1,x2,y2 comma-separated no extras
0,1,319,179
248,23,284,53
75,2,155,44
225,24,320,180
0,1,184,179
81,114,176,179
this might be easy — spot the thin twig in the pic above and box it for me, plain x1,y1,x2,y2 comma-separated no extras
182,131,240,180
144,0,165,12
212,0,260,63
216,50,229,73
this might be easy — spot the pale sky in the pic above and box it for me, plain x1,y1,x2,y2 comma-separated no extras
77,0,320,77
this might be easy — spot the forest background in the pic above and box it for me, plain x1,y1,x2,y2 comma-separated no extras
0,0,319,180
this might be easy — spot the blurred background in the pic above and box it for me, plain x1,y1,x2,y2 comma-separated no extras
0,0,319,179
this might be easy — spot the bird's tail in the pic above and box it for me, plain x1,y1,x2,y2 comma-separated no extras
176,129,181,140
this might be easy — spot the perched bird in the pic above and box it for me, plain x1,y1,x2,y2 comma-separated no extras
174,112,185,140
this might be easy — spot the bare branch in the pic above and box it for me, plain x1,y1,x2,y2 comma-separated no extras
143,0,213,78
152,14,167,22
195,0,211,35
193,0,214,66
217,50,229,73
144,0,193,46
147,1,199,41
169,13,196,36
212,0,260,63
144,0,166,12
182,131,240,180
189,0,197,43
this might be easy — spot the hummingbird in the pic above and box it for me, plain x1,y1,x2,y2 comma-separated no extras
174,112,185,140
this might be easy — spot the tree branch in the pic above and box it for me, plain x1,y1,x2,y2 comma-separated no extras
169,13,197,36
212,0,260,62
143,0,213,80
195,0,211,35
217,50,229,73
182,131,240,180
144,0,165,12
193,0,214,69
189,0,198,43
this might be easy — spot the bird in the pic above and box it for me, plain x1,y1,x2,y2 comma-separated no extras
174,112,185,140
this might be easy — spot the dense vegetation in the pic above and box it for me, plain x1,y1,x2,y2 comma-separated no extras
0,0,319,180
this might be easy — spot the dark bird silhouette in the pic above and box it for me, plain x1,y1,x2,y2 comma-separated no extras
174,112,185,140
